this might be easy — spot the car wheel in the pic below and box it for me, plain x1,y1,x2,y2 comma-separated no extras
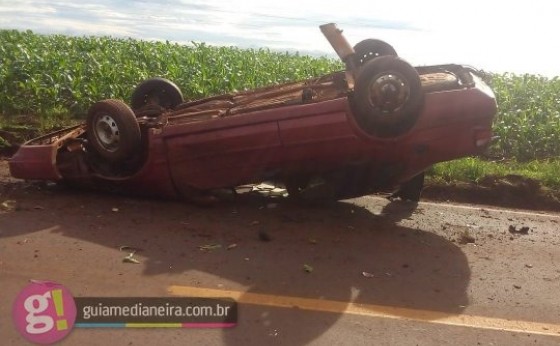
87,99,141,163
130,77,183,111
391,172,425,202
353,39,397,67
351,55,424,137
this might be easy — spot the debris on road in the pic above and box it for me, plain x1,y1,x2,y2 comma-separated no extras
513,284,522,289
234,185,253,194
252,183,288,198
362,271,375,278
119,246,141,264
303,264,313,273
112,207,119,212
122,252,140,264
198,244,222,251
1,199,17,211
509,225,530,235
119,245,143,252
227,243,238,250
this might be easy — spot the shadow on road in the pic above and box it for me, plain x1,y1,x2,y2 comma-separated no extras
0,184,470,345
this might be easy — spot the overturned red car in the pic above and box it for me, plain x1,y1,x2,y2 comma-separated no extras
9,24,497,202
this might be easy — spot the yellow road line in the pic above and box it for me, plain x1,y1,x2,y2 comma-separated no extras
169,285,560,337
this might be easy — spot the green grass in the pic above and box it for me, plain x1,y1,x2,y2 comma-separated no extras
1,29,559,190
429,158,560,189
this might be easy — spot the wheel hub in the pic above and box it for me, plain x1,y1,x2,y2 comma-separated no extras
368,73,410,113
94,114,120,152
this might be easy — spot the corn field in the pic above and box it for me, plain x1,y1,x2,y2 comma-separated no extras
486,74,560,161
1,29,559,162
0,29,340,119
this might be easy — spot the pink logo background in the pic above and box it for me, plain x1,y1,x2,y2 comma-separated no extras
12,281,77,344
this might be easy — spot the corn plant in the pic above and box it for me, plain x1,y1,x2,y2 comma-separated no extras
487,73,560,161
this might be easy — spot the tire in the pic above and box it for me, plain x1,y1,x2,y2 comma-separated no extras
87,99,141,162
353,39,397,67
130,77,183,110
351,56,424,137
391,172,425,202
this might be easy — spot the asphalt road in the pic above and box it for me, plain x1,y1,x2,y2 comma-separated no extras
1,161,560,345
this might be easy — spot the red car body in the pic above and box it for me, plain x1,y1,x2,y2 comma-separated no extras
9,66,496,201
8,25,497,201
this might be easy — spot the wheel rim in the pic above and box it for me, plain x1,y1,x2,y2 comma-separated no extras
94,113,120,152
367,72,410,113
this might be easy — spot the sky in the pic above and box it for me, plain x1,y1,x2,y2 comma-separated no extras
1,0,560,77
